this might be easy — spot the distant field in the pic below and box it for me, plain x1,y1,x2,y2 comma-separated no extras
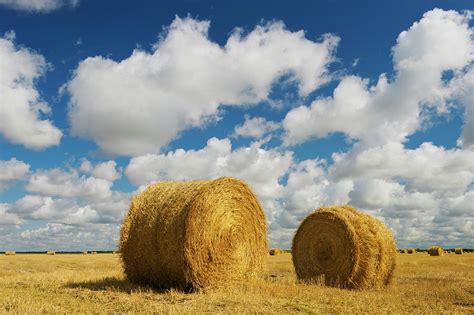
0,253,473,313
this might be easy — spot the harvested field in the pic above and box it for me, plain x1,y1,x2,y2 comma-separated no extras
0,253,472,313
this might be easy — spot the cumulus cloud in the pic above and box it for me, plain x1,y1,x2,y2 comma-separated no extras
15,223,119,251
233,116,280,139
0,158,30,190
11,165,131,226
126,137,293,208
0,0,78,12
0,203,23,225
66,16,339,156
79,159,121,182
283,9,474,147
447,67,474,148
330,142,474,196
26,168,114,201
0,32,62,149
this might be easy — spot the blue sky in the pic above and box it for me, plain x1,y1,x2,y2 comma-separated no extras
0,0,473,251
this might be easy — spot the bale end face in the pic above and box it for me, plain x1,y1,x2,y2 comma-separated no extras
292,205,397,290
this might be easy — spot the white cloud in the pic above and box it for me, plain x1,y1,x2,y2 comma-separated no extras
25,168,114,201
283,9,473,147
126,137,293,204
0,0,78,12
80,159,121,182
330,142,474,196
13,164,130,226
15,223,119,251
0,32,62,149
233,115,280,139
447,67,474,148
66,16,339,156
0,203,23,225
0,158,30,190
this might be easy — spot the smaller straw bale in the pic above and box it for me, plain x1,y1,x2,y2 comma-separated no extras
82,251,88,255
455,248,463,255
427,246,443,256
47,251,56,255
269,248,282,256
407,248,416,254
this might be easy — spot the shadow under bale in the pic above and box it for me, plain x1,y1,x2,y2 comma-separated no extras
65,277,177,294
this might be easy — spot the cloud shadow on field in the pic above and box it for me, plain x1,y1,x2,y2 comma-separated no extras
65,276,191,294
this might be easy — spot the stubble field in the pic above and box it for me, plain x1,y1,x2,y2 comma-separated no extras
0,252,473,313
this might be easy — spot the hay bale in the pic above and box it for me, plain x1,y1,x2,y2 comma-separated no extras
119,177,268,290
92,251,98,255
398,249,407,254
292,205,396,290
427,246,443,256
269,248,282,256
455,248,463,255
82,251,88,255
407,248,416,254
5,251,16,256
46,251,56,255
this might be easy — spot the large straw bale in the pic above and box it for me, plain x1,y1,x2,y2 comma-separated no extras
292,205,396,290
427,246,443,256
46,251,56,255
119,177,268,291
455,248,463,255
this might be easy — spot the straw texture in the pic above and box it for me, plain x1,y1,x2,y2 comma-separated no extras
119,177,268,290
292,205,397,290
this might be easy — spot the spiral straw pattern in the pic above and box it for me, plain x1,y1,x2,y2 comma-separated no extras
119,177,268,290
292,205,396,290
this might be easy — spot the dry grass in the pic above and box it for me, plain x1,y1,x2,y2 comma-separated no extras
0,253,472,313
292,205,396,290
119,177,267,290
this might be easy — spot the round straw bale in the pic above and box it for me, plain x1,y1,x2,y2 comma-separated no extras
455,248,463,255
47,250,56,255
407,248,416,254
292,205,396,290
427,246,443,256
270,248,282,256
119,177,268,290
82,251,88,255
